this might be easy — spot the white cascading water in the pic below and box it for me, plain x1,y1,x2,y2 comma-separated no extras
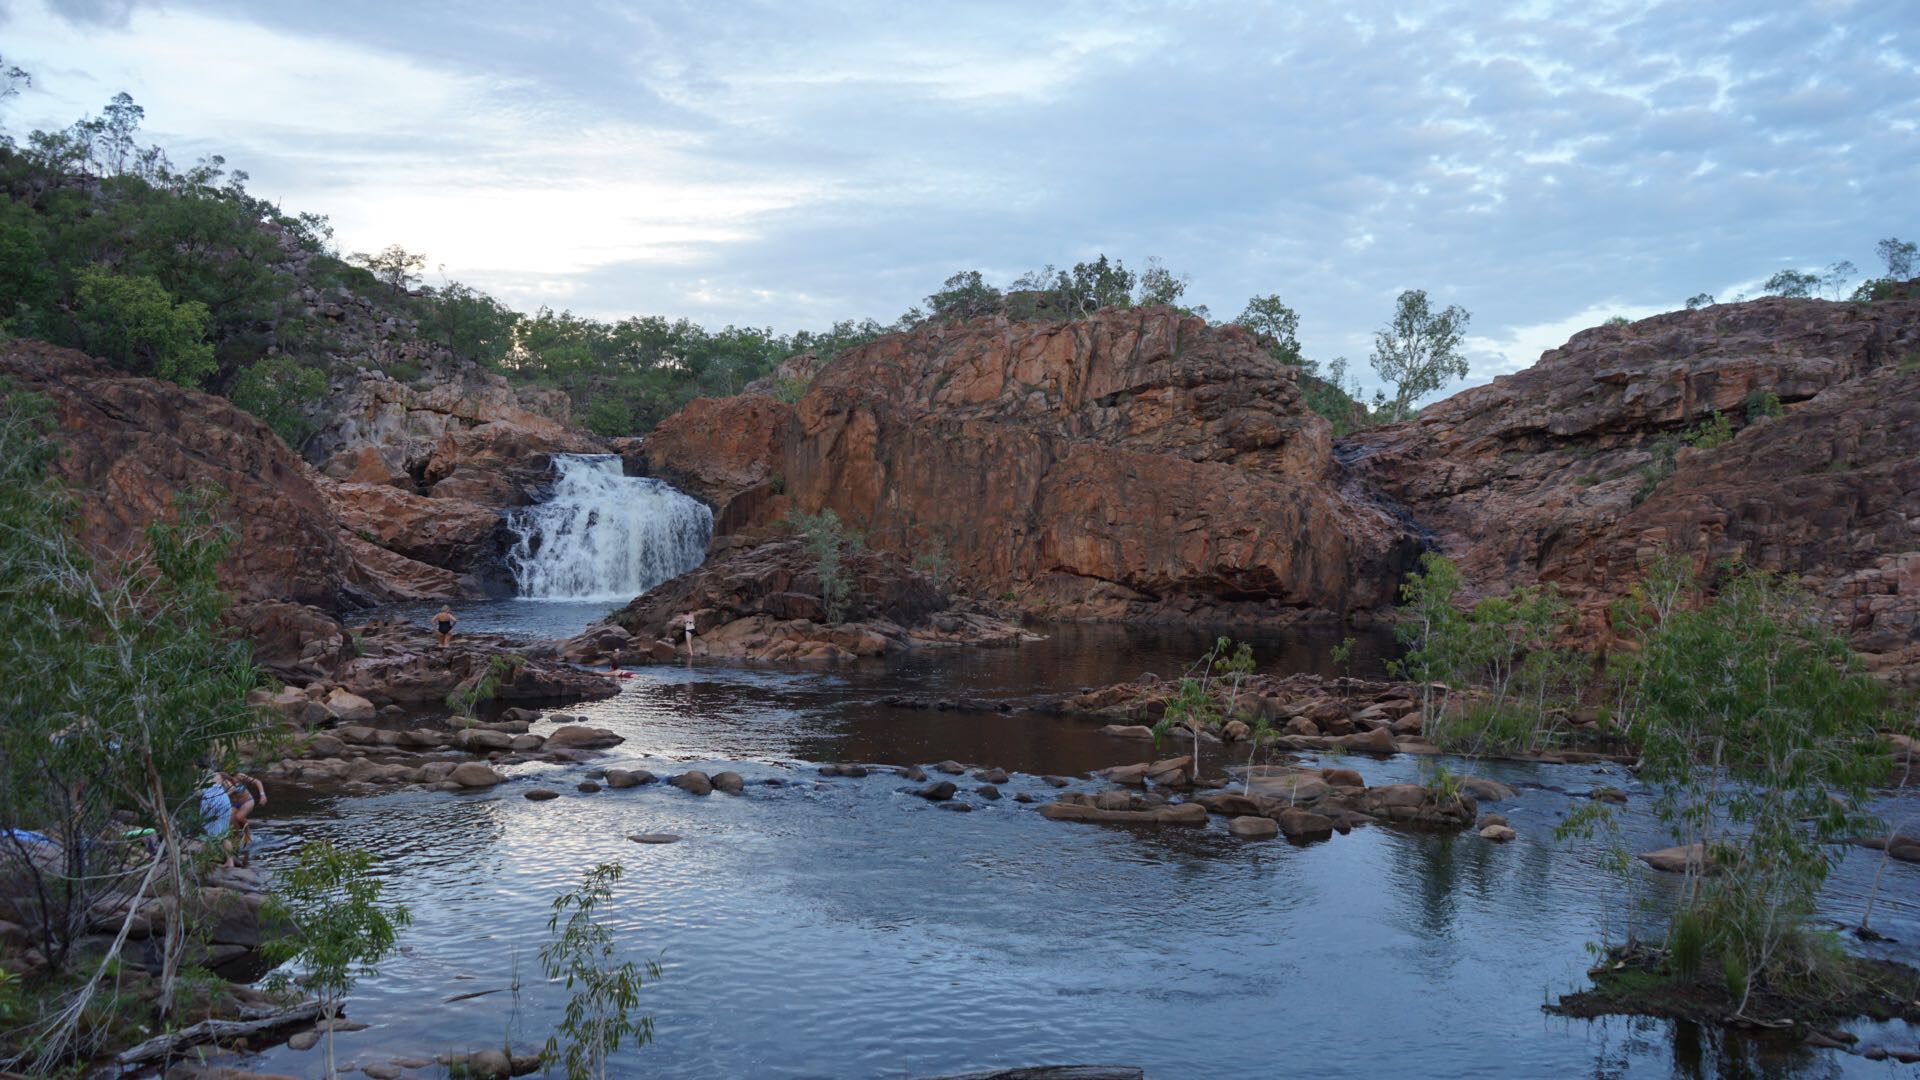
507,454,712,601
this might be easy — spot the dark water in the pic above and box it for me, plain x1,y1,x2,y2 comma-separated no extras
242,622,1920,1079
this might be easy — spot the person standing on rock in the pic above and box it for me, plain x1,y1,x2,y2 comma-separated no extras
433,605,458,647
682,613,696,660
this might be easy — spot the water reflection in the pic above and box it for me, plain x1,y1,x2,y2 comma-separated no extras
238,622,1917,1079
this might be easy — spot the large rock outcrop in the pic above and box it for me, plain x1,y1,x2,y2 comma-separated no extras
1345,295,1920,676
1,342,455,609
645,307,1418,621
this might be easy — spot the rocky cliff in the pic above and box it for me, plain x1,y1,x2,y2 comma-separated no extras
643,306,1420,621
1344,295,1920,677
0,340,459,608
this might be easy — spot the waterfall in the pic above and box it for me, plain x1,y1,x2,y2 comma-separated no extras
507,454,712,601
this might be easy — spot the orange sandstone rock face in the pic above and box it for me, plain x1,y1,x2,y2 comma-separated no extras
641,394,795,513
651,307,1419,620
0,341,452,609
1346,295,1920,678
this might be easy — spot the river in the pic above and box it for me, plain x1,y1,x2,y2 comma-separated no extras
238,608,1920,1078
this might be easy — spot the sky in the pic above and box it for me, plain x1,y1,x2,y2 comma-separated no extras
2,0,1916,398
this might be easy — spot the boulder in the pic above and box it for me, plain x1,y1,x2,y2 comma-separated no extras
605,768,657,789
1275,808,1334,842
1099,725,1156,740
915,781,958,801
671,771,713,796
1638,844,1712,874
1460,777,1516,802
1480,824,1517,843
449,762,505,788
629,833,681,845
523,789,560,801
1228,815,1279,839
545,725,624,750
711,771,745,795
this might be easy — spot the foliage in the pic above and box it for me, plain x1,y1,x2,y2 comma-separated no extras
1607,557,1890,1013
1740,389,1783,422
74,269,217,387
262,841,410,1080
1684,293,1714,310
771,375,809,405
1849,237,1918,301
786,508,862,623
1233,294,1305,369
922,270,1003,323
0,387,262,1068
1389,552,1582,755
419,280,519,367
1150,637,1248,784
1370,289,1471,421
1683,410,1733,450
227,355,326,448
540,863,659,1080
1763,261,1854,301
349,243,426,293
447,656,523,719
911,538,951,595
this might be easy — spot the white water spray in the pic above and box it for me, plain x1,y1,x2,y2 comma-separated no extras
507,454,712,601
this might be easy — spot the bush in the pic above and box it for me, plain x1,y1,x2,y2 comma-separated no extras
1683,411,1733,450
227,355,325,449
786,508,861,623
1741,389,1783,422
74,268,216,386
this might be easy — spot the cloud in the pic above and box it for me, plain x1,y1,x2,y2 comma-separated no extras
2,0,1916,400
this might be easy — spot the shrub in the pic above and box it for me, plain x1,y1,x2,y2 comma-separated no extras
1740,389,1783,422
541,863,659,1080
227,355,325,449
1683,411,1733,449
786,509,862,623
74,268,216,386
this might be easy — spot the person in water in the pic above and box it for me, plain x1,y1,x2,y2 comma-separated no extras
433,605,458,647
681,613,696,658
604,659,634,680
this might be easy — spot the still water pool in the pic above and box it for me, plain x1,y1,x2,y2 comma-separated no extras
244,621,1920,1078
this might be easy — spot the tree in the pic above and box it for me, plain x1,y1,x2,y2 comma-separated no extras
0,388,262,1069
349,243,426,293
1369,289,1471,421
98,92,144,176
1233,294,1306,369
1608,558,1889,1014
1877,236,1916,280
0,56,29,144
1761,269,1818,298
422,279,520,365
227,356,326,449
1684,293,1714,310
922,270,1003,323
73,269,217,387
786,508,862,623
1134,257,1191,309
540,863,659,1080
262,842,410,1080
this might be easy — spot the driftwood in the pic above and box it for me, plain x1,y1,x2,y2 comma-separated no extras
116,1000,322,1066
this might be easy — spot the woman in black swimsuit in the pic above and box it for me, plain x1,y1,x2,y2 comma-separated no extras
433,606,458,647
218,771,267,866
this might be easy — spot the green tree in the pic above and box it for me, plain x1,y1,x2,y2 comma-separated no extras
540,863,659,1080
227,356,326,449
349,243,426,293
1684,293,1714,310
262,841,411,1080
1369,289,1471,421
1135,257,1202,317
1608,558,1890,1012
422,279,520,365
922,270,1003,323
1877,236,1916,279
1233,294,1306,369
74,269,217,386
787,508,860,623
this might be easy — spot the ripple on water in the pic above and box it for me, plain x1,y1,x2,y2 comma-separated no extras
245,625,1920,1079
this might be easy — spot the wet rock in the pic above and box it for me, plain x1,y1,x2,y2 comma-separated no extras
305,734,345,757
325,687,377,723
287,1029,319,1051
1242,771,1330,805
1094,789,1137,811
1039,800,1208,825
605,768,656,789
915,781,958,801
711,771,745,795
973,767,1011,784
545,724,624,750
524,788,560,801
577,781,601,793
1480,824,1517,843
944,801,974,812
1013,792,1034,803
934,760,966,775
1356,783,1476,828
1276,808,1334,842
1319,767,1365,788
1476,813,1508,830
904,765,927,781
1223,720,1251,742
1336,727,1397,755
1042,775,1072,788
629,833,681,844
1638,844,1712,874
1228,815,1279,838
1590,786,1628,805
1460,777,1516,802
459,729,515,752
467,1048,511,1078
449,762,505,788
363,1066,403,1080
821,763,871,778
1144,756,1192,786
1100,724,1156,739
975,783,1003,800
671,771,713,796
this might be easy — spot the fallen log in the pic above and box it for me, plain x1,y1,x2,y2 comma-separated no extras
117,1000,322,1066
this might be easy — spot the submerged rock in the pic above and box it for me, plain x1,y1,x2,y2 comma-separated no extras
1228,816,1279,839
671,771,713,796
